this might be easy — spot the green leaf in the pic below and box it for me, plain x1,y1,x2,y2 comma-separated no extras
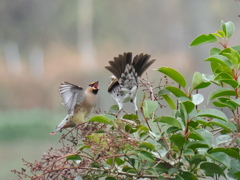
66,154,82,161
200,162,224,176
197,108,228,121
137,150,155,161
209,147,240,160
188,154,207,166
180,97,195,113
190,34,217,46
212,97,237,110
183,149,194,156
228,159,240,179
217,30,225,38
208,88,236,103
216,135,231,145
222,47,240,66
192,72,211,90
214,72,238,88
105,177,117,180
222,21,235,38
115,157,124,166
155,116,182,129
91,162,101,168
165,86,187,97
143,100,158,119
125,124,137,134
139,142,155,151
108,105,119,114
210,47,221,56
162,95,176,110
207,152,230,168
122,166,137,173
185,141,209,150
188,128,213,147
122,114,138,121
158,89,171,96
168,168,178,175
208,119,235,132
76,144,90,150
169,134,187,149
89,115,114,124
191,94,204,105
157,67,186,87
205,55,232,73
178,171,198,180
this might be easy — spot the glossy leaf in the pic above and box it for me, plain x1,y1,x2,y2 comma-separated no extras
216,135,231,145
165,86,187,97
192,72,211,90
162,95,176,110
115,157,124,166
158,88,171,96
122,114,138,121
228,159,240,179
169,134,187,149
137,150,155,161
66,154,82,161
200,162,224,176
105,177,117,180
91,162,101,168
89,115,114,124
143,100,158,119
212,97,237,110
139,142,155,151
207,152,230,168
188,154,207,166
155,116,182,129
190,34,217,47
208,119,235,132
205,55,232,73
222,20,235,38
108,105,119,114
157,67,186,87
208,88,236,103
209,147,240,160
185,141,209,150
178,171,198,180
180,97,195,113
210,47,221,56
191,94,204,105
197,108,228,121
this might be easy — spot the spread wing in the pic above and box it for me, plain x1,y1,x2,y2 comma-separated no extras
59,82,85,115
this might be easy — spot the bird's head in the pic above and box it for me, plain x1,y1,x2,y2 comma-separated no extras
89,81,99,94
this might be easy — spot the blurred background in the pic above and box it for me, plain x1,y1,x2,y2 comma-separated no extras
1,0,240,179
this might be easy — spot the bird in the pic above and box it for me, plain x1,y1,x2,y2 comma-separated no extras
105,52,155,114
51,81,99,134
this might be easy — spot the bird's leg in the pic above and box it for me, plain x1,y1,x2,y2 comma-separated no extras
117,102,123,117
132,96,138,116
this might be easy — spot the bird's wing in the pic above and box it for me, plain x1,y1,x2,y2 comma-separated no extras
59,82,85,115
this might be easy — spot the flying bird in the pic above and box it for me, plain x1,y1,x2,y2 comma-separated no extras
105,52,155,114
51,81,99,134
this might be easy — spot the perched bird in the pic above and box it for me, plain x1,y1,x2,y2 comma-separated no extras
51,81,99,134
105,52,155,114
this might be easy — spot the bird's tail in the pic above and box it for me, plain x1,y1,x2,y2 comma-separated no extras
50,114,71,135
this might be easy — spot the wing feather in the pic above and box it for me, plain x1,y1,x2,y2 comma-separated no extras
59,82,85,115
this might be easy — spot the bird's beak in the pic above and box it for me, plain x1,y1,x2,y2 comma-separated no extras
93,81,99,90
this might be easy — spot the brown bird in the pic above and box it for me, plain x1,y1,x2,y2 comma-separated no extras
105,52,155,114
51,81,99,134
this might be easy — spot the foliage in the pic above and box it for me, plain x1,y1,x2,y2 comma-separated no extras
12,21,240,179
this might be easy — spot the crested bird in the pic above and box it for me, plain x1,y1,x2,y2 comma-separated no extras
51,81,99,134
105,52,155,114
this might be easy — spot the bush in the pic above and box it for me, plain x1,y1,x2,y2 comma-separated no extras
12,21,240,180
